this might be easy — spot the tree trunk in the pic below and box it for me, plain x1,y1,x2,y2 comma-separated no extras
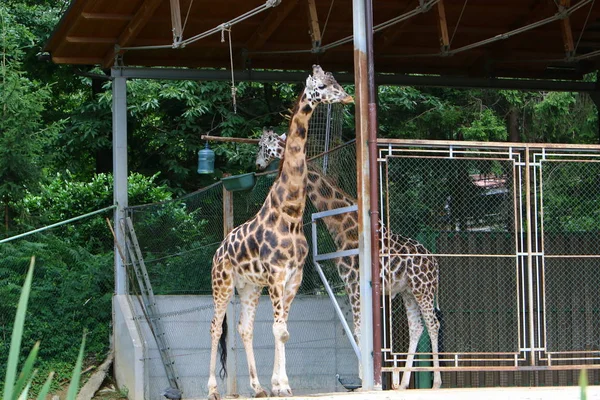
509,105,520,142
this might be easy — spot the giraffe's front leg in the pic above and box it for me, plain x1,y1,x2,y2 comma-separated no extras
270,269,301,397
237,284,269,398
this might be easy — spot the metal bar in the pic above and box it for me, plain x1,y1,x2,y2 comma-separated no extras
525,149,536,366
312,204,358,220
112,70,128,295
314,248,360,262
222,185,237,396
353,0,375,388
0,205,116,244
110,67,600,92
365,0,382,386
313,261,361,360
377,138,600,150
201,134,259,144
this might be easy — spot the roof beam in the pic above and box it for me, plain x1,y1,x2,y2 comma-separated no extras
306,0,322,49
434,0,450,54
380,1,419,50
101,0,165,68
81,12,132,21
66,36,116,44
245,0,300,51
111,66,599,92
558,0,575,59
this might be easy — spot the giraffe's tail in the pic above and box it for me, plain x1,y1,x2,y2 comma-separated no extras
218,315,228,379
434,267,445,355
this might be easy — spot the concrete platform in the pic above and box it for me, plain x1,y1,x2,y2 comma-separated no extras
214,386,599,400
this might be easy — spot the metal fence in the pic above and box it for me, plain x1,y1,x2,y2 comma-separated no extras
123,138,359,399
0,208,115,385
378,139,600,388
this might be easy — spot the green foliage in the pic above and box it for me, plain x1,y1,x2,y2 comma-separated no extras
0,4,65,233
2,257,86,400
0,240,111,393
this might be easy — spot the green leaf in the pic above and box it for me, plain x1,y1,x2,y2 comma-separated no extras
12,341,40,399
65,333,87,400
3,256,35,400
35,372,54,400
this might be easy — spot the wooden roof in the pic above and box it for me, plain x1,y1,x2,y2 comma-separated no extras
45,0,600,80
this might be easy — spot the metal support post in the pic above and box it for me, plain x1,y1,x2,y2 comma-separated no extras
112,69,128,295
352,0,375,389
223,185,238,396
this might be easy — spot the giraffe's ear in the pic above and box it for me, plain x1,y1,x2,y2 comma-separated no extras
305,75,315,90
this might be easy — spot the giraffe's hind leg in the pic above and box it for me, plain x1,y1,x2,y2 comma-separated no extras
420,293,442,389
398,294,424,390
207,262,234,400
237,283,269,398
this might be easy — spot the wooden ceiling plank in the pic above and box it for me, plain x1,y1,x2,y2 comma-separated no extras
81,12,132,21
101,0,165,68
170,0,183,44
435,0,450,53
380,1,420,51
306,0,322,49
66,36,117,44
245,0,300,51
559,0,575,58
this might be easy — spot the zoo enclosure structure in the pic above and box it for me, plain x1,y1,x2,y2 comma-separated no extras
376,138,600,387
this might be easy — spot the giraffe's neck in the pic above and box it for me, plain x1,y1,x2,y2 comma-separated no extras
261,92,316,224
307,170,359,250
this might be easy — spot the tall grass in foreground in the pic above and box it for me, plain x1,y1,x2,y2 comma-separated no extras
2,256,86,400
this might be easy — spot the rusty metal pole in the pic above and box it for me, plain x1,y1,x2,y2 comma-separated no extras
352,0,377,390
365,0,382,389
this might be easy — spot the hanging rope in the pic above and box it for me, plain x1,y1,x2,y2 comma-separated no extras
574,0,595,56
449,0,468,46
222,25,237,114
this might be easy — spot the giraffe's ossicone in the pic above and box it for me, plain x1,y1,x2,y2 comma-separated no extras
207,65,353,400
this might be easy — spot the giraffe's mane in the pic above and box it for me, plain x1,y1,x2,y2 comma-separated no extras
275,91,306,178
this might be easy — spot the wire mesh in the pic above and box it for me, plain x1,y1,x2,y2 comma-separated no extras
379,142,600,388
124,139,359,397
306,103,345,159
0,210,114,384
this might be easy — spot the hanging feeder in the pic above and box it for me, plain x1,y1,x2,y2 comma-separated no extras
222,172,256,192
197,142,215,174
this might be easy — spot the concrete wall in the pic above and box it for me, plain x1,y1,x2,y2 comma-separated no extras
114,294,359,400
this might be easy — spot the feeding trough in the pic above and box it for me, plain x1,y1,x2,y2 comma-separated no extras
222,172,256,191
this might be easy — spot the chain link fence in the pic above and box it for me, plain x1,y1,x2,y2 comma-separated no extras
379,141,600,388
123,134,359,397
0,208,115,389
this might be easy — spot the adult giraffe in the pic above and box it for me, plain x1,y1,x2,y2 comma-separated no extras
207,66,353,400
256,129,442,390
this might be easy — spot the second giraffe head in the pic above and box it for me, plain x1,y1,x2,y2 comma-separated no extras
305,65,353,106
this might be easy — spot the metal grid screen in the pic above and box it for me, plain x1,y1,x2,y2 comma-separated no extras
379,141,600,388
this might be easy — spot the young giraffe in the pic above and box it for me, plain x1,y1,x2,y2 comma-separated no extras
207,66,353,400
256,129,442,389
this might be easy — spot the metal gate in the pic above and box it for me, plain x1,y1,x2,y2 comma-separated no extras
378,140,600,387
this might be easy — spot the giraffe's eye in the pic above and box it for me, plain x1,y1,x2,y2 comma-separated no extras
318,84,326,89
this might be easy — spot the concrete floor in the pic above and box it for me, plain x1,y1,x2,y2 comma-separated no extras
220,386,599,400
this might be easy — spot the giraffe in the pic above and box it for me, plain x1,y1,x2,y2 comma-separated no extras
256,129,442,389
207,66,353,400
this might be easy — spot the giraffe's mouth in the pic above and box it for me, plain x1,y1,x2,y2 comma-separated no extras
341,95,354,104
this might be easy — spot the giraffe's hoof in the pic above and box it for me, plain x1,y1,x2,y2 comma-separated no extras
271,387,292,397
254,390,269,398
208,393,221,400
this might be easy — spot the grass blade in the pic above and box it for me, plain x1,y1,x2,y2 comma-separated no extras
35,372,55,400
65,333,87,400
579,369,588,400
16,370,37,400
3,257,36,400
12,341,40,399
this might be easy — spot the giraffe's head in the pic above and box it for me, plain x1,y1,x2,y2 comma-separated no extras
256,127,286,170
305,65,353,105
